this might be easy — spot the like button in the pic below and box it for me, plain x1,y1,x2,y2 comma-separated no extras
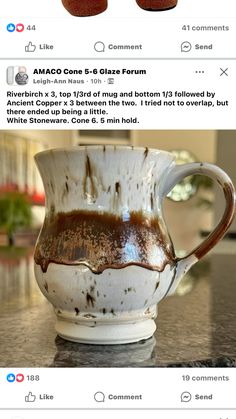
25,42,36,52
25,392,36,402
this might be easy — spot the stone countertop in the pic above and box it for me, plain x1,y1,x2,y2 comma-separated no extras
0,251,235,367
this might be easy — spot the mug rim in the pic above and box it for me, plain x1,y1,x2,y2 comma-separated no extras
34,145,174,160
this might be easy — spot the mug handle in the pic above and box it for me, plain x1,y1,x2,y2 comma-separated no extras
162,162,235,293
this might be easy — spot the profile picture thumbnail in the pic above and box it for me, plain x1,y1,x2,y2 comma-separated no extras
6,66,29,86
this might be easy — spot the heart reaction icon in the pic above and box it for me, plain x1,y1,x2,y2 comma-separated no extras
16,23,24,32
16,373,25,383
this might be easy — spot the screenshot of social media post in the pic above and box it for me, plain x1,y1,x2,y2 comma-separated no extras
0,129,236,412
0,0,235,58
0,60,235,129
1,0,236,416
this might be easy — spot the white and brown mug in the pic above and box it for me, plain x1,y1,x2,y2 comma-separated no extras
34,146,235,344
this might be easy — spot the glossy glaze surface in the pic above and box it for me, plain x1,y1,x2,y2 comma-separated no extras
33,147,235,344
34,147,181,343
35,209,175,274
35,147,175,272
1,251,236,366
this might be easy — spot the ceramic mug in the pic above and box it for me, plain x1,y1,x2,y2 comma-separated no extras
34,146,235,344
136,0,178,11
61,0,107,16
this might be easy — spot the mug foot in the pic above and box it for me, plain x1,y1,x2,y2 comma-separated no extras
136,0,177,11
56,318,156,345
139,5,177,10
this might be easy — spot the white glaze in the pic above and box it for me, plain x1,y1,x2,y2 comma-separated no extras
34,262,179,344
34,147,233,344
34,146,175,215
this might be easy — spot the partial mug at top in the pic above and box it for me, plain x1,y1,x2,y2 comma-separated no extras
62,0,108,16
136,0,178,11
61,0,178,16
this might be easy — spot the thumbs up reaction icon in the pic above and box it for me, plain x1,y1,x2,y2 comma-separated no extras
25,392,36,402
25,42,36,52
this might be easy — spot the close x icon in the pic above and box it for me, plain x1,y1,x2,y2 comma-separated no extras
220,68,229,76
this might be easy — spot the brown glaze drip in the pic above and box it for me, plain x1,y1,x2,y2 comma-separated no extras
86,293,95,307
150,193,154,210
144,147,149,159
83,156,98,202
115,182,121,195
34,210,175,274
61,0,107,17
136,0,177,10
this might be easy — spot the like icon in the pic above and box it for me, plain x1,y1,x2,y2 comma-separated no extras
25,392,36,403
6,373,15,383
6,23,15,32
16,373,24,383
25,42,36,52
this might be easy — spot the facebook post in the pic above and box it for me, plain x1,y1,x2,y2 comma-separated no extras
0,0,236,417
0,61,234,129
